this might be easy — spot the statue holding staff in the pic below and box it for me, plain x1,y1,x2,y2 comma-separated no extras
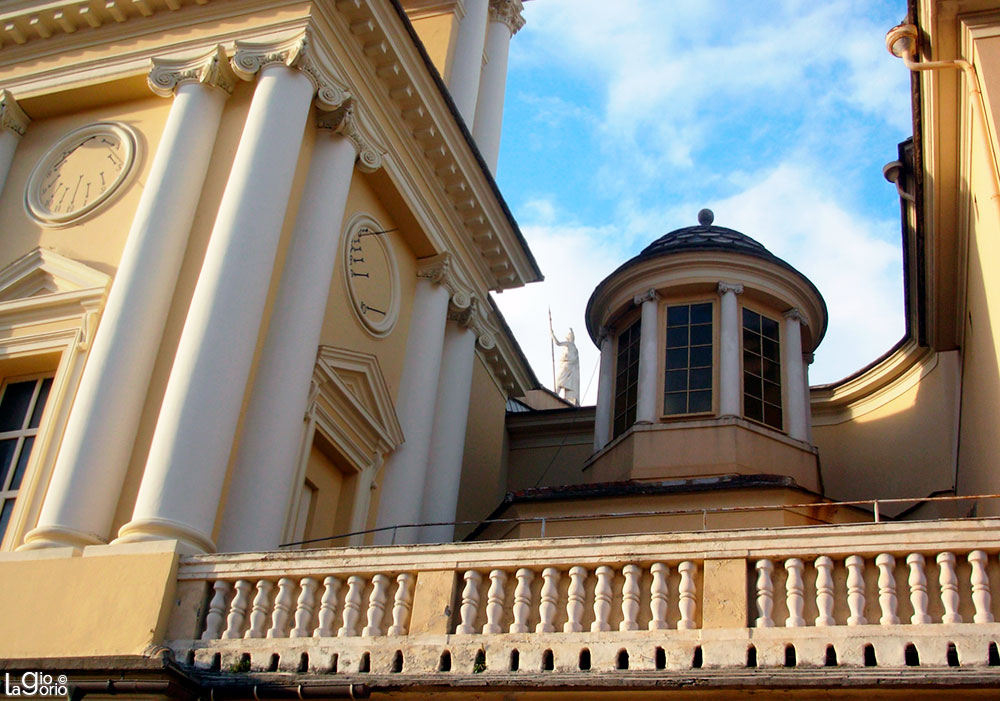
549,314,580,406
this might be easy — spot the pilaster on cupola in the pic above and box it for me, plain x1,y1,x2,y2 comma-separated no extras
418,298,498,543
22,46,237,551
634,288,661,424
115,31,356,555
473,0,525,173
0,90,30,198
375,254,470,545
218,101,386,553
593,326,615,451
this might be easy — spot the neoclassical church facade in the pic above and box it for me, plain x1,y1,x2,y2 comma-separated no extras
2,0,1000,697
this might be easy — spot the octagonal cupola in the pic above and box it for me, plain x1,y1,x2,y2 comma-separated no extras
585,210,827,491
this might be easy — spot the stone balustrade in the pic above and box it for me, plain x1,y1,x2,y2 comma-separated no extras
166,518,1000,678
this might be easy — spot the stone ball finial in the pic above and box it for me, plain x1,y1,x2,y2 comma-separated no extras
697,208,714,227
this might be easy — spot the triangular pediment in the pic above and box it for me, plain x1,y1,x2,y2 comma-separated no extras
314,346,404,454
0,248,110,302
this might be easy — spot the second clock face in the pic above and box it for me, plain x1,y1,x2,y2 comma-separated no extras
25,122,137,227
344,216,399,337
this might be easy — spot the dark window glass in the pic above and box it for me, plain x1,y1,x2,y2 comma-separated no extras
742,309,782,430
0,439,15,489
28,378,52,429
613,320,641,439
0,381,34,433
663,303,713,415
1,376,53,543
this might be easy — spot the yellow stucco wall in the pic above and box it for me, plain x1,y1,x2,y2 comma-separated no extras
0,546,178,658
408,12,460,83
812,351,959,515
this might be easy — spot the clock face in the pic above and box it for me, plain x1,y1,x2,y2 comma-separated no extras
25,122,137,227
343,215,399,337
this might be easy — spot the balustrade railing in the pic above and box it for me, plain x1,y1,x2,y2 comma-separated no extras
167,518,1000,675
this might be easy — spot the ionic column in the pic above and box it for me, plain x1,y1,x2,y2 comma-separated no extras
718,282,744,418
472,0,525,172
783,309,809,442
634,289,660,424
22,48,235,550
802,352,814,444
417,301,494,543
115,36,330,554
0,90,30,197
448,0,489,124
593,327,615,451
373,256,455,545
217,103,381,553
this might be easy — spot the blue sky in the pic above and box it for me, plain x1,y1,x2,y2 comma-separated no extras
491,0,913,403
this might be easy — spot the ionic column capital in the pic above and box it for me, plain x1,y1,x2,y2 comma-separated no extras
148,45,237,98
489,0,525,34
784,307,808,326
633,288,660,306
0,90,30,137
417,252,472,307
315,100,384,173
597,326,614,344
717,281,744,296
232,31,351,110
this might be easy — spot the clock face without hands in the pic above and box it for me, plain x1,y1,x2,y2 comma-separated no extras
344,216,399,336
25,122,138,227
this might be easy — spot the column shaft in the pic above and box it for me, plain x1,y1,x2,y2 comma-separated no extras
116,65,315,553
472,17,513,172
0,90,30,198
635,292,660,423
448,0,489,124
593,333,615,451
718,283,743,417
417,321,477,543
217,132,358,553
783,311,808,442
374,276,451,544
24,79,229,550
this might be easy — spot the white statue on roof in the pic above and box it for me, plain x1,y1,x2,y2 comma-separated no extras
551,326,580,406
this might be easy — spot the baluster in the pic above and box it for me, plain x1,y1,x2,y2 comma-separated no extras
483,570,507,634
509,568,534,634
201,580,232,640
937,552,962,623
456,570,483,634
290,577,319,638
387,573,415,635
313,576,341,637
564,566,587,633
536,567,560,633
784,558,805,627
814,556,835,626
337,575,365,636
845,555,867,626
968,551,994,623
362,573,390,637
222,579,252,639
246,579,275,639
754,559,774,628
678,561,697,630
267,578,296,638
875,554,899,625
649,562,669,631
619,564,641,631
590,565,613,632
906,553,931,624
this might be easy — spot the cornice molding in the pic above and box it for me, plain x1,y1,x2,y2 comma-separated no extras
148,44,237,97
315,99,384,173
0,90,30,137
488,0,525,35
231,30,351,110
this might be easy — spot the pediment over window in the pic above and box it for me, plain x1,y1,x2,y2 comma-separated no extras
312,346,404,462
0,248,110,302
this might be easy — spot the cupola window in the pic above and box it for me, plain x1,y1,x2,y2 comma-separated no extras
664,302,713,415
742,308,782,429
613,319,641,438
